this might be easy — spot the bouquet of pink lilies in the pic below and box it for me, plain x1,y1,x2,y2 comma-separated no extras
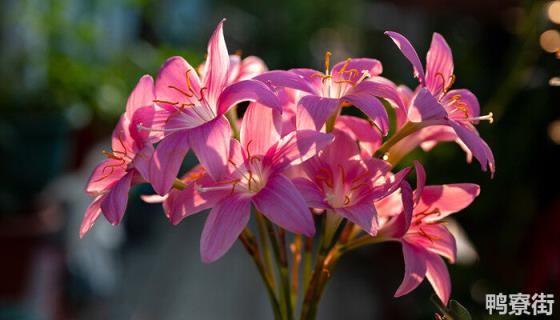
82,19,494,319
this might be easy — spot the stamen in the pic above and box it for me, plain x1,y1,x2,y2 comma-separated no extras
168,85,193,98
464,112,494,124
324,51,332,75
344,195,351,206
198,87,208,102
446,74,456,92
153,99,179,105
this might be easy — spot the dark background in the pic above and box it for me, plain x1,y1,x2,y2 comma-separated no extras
0,0,559,319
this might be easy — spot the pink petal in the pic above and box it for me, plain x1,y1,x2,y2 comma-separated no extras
425,253,452,305
240,102,282,157
336,203,379,236
342,88,389,135
111,116,137,155
416,183,480,221
126,75,155,121
140,194,168,203
253,174,315,236
413,160,426,205
237,56,268,81
292,177,329,209
132,144,154,182
254,70,316,94
380,181,413,238
166,181,227,225
216,79,281,116
448,121,495,175
394,242,427,297
425,33,454,96
202,19,229,108
155,56,202,111
200,193,251,263
130,105,169,143
188,116,231,180
443,89,480,120
149,131,190,195
407,224,457,263
408,88,448,123
266,130,334,172
385,31,426,84
321,130,360,167
100,171,134,225
334,115,382,156
356,79,406,111
85,159,127,195
80,195,105,238
296,95,339,130
331,58,383,83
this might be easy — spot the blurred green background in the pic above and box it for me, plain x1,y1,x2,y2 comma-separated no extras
0,0,559,319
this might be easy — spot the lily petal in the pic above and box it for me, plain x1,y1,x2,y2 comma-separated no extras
336,203,379,236
100,171,134,225
203,19,229,108
188,116,231,180
292,177,329,209
200,193,251,263
416,184,481,221
296,95,340,130
132,144,154,182
85,159,127,195
254,70,316,94
342,89,389,135
408,88,448,123
334,115,382,156
443,89,480,120
413,160,426,205
448,121,495,175
149,131,190,195
395,242,427,297
216,79,281,116
425,253,452,305
166,178,227,225
253,174,315,236
240,102,282,156
155,56,202,110
385,31,426,84
331,58,383,83
266,130,334,172
80,195,105,238
425,33,454,96
126,75,155,121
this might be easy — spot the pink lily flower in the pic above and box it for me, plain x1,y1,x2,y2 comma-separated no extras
144,20,280,195
293,128,411,235
378,162,480,304
385,31,495,174
81,75,156,237
255,53,395,135
160,103,333,263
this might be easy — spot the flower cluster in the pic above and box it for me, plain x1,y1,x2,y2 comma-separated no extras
82,20,494,308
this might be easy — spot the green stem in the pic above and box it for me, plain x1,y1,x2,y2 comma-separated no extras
290,235,302,309
338,235,385,255
265,219,294,320
226,107,240,139
239,228,283,320
374,122,423,159
302,236,313,293
256,212,276,291
325,106,341,133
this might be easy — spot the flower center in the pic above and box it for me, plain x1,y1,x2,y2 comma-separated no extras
310,52,371,99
